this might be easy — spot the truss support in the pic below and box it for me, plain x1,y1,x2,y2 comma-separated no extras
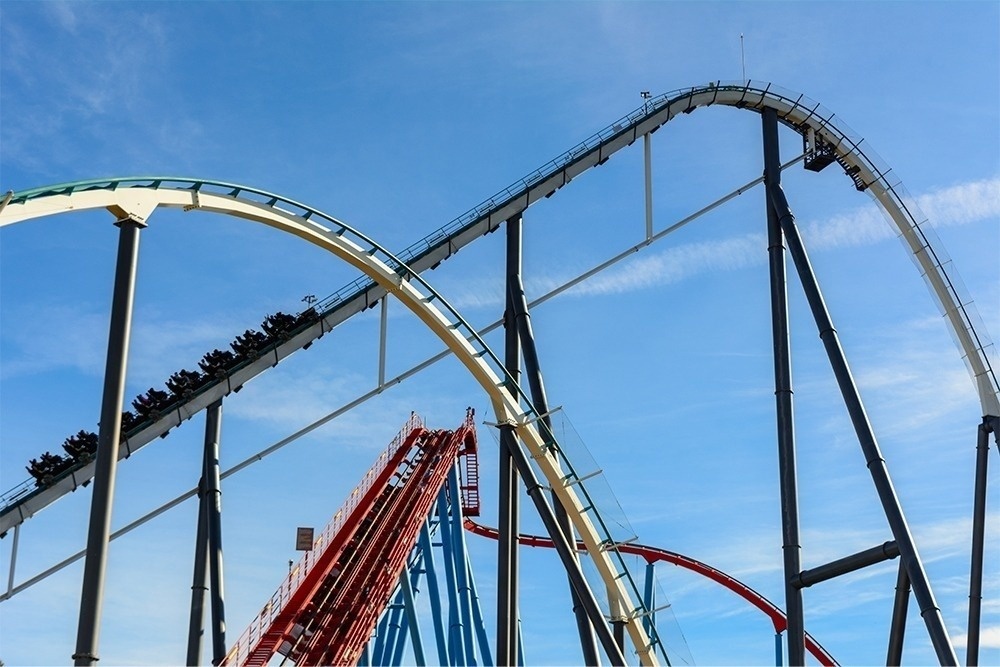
762,107,805,666
763,107,958,665
73,215,145,667
966,415,998,665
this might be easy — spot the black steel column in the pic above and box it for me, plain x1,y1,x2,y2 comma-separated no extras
203,399,226,665
509,273,601,665
497,214,522,666
966,416,996,665
762,108,805,666
765,156,959,664
186,474,209,666
887,561,910,666
73,216,145,666
502,425,627,666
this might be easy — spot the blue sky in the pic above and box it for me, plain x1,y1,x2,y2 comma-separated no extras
1,2,998,665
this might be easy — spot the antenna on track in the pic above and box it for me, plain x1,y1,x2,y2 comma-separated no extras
740,33,747,83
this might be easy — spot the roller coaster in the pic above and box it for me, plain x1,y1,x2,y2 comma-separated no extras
1,81,997,666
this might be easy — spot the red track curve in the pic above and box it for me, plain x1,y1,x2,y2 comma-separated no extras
464,519,837,666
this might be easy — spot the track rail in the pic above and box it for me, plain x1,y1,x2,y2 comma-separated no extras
2,80,993,663
3,81,995,535
464,518,837,665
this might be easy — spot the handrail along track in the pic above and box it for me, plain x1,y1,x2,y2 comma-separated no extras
4,81,995,534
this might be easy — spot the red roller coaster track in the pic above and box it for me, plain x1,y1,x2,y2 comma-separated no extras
462,519,837,666
224,412,477,667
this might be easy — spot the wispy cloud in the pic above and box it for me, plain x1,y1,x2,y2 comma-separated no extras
519,177,999,302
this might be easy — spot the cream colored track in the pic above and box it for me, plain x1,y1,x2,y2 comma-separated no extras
1,188,660,664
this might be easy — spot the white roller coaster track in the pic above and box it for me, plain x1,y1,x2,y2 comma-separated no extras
2,80,996,663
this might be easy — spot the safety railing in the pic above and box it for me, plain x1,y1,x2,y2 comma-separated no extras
221,413,423,666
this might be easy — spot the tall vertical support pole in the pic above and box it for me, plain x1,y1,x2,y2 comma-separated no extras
966,416,996,665
761,108,805,667
644,132,654,241
886,560,910,666
508,238,601,667
765,138,958,666
466,554,495,667
379,297,389,387
186,475,209,666
497,214,522,666
501,427,627,666
401,566,427,667
774,633,783,667
419,523,450,665
5,524,19,599
642,562,656,643
73,216,145,667
368,601,399,665
448,465,479,664
390,600,411,666
203,399,227,665
437,492,467,666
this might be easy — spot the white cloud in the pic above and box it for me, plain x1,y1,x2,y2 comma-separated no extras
520,176,999,301
952,625,1000,649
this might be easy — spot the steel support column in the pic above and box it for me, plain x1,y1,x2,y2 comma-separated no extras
508,247,601,665
185,475,209,666
762,108,804,666
465,553,495,666
497,214,522,666
436,491,467,666
73,216,145,666
400,566,427,667
887,560,910,666
500,426,627,665
966,416,997,665
764,125,958,663
644,132,654,241
203,399,226,665
5,524,19,600
448,466,478,664
419,524,450,665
